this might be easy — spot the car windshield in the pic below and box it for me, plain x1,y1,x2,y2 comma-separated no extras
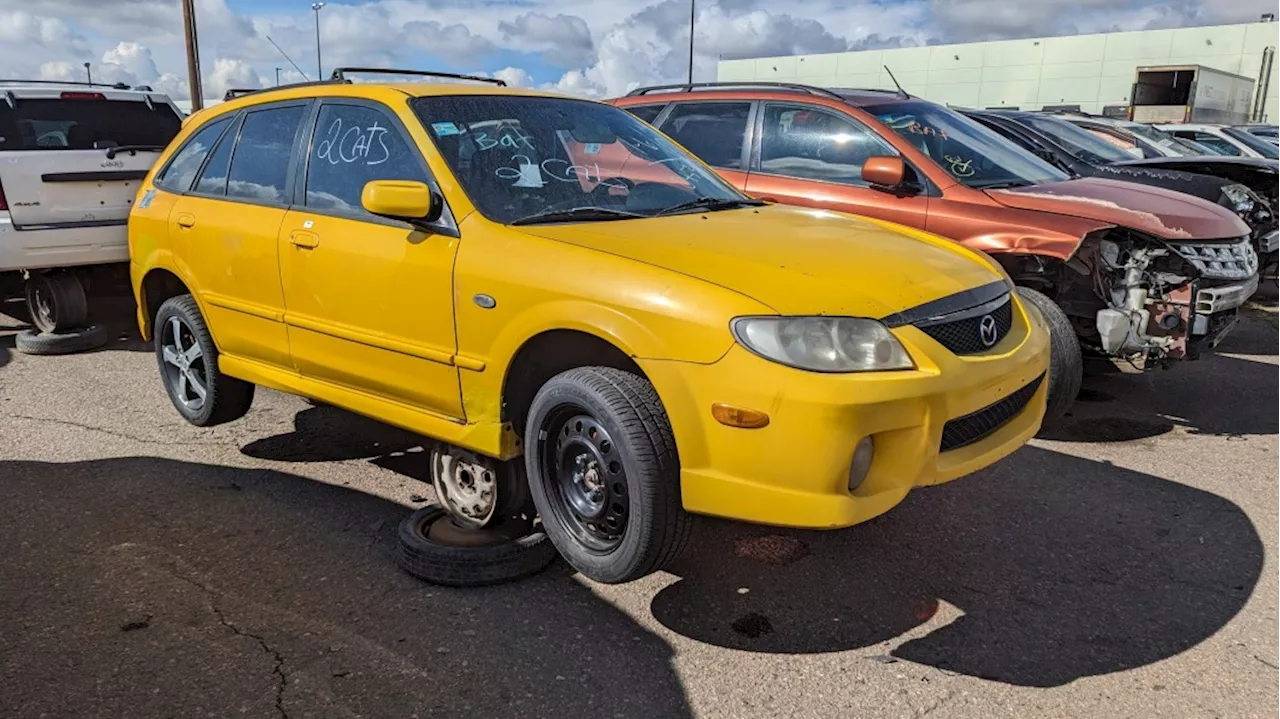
1016,115,1134,164
1223,127,1280,159
872,101,1068,189
1121,122,1207,156
412,95,748,224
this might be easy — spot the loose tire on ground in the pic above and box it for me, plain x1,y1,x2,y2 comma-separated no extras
525,366,692,584
154,294,255,427
14,325,108,355
25,272,88,334
394,505,558,587
1017,286,1083,423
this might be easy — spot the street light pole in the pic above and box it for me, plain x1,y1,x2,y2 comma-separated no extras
181,0,204,111
311,2,326,81
276,67,283,86
687,0,695,84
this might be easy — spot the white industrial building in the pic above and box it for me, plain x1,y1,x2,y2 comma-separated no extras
717,20,1278,121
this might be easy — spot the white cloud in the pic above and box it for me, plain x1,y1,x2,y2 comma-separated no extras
0,0,1272,104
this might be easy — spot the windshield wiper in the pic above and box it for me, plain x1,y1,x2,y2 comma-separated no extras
654,197,766,216
509,206,645,226
971,180,1037,190
104,145,166,159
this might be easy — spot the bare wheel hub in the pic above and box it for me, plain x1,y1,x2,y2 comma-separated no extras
431,449,499,528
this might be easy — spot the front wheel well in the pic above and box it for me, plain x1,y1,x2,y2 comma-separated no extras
501,330,648,438
140,269,190,338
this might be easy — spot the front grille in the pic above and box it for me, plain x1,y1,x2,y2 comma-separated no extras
917,295,1013,355
940,373,1045,452
1174,237,1258,280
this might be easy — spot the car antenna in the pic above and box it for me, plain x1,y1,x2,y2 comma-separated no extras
884,66,909,99
266,36,310,82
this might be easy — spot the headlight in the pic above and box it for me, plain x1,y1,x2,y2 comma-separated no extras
731,317,914,373
1221,184,1256,214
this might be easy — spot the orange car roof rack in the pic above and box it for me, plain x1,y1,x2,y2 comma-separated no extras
625,81,844,100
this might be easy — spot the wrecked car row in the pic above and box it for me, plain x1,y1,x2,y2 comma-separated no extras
612,83,1264,419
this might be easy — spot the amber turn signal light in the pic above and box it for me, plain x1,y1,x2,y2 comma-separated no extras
711,403,770,429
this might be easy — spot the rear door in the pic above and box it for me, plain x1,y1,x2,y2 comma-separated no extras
654,101,754,190
0,89,182,229
744,102,931,229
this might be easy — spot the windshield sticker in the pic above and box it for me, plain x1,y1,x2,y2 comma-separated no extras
944,155,975,177
584,142,601,155
496,154,546,188
316,118,390,166
431,122,462,136
137,188,156,209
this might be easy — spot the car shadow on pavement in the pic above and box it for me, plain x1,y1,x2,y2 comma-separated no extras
1039,315,1278,442
650,445,1264,688
0,457,692,719
241,404,424,464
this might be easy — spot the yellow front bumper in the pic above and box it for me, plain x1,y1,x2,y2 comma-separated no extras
639,296,1051,529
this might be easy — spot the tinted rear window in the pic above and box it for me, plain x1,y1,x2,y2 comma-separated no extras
0,98,181,151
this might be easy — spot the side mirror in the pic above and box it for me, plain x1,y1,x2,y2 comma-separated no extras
361,180,439,224
862,155,908,190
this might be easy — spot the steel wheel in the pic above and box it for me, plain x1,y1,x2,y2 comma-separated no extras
431,449,499,528
540,407,630,553
159,314,208,412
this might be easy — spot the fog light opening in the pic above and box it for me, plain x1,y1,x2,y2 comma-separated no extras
848,436,875,492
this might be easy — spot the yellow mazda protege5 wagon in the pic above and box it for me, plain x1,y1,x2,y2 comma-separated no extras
130,69,1050,584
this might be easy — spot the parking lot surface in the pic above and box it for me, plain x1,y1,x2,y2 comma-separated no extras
1,287,1276,719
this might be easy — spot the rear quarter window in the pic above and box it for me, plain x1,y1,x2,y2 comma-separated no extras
154,117,233,192
0,98,181,151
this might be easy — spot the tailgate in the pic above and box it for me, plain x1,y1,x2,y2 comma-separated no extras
0,149,157,227
0,92,181,228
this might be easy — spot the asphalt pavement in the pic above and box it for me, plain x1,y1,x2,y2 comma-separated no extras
0,281,1276,718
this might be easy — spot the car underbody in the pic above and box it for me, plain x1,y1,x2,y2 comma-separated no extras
1005,228,1259,368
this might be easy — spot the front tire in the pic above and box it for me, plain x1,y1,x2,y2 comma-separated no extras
154,295,254,427
525,366,692,584
1017,286,1082,422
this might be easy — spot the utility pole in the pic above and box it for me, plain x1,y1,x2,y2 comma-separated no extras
312,2,326,81
181,0,204,110
687,0,696,84
84,62,92,85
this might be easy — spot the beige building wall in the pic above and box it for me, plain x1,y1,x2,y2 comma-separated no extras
718,22,1279,121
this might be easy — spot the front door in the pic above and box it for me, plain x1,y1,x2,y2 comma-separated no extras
168,103,308,369
744,102,931,230
278,100,464,419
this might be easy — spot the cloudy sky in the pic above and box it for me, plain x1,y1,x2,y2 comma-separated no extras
1,0,1273,100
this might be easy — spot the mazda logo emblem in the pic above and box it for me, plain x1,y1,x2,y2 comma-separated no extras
978,314,999,347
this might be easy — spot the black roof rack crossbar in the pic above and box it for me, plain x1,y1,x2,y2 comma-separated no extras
222,78,347,102
626,81,843,100
329,67,505,86
0,79,133,90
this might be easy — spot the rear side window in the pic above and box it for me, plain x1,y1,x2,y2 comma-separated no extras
304,103,429,214
155,117,232,192
659,102,751,169
192,117,240,196
0,98,181,151
623,104,666,125
226,106,306,204
1184,132,1241,156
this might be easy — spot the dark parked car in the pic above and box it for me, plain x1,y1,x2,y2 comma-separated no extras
965,109,1277,282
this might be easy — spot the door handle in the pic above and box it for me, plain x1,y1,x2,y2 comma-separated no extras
175,213,196,229
289,230,320,249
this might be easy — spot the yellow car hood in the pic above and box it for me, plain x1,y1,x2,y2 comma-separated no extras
516,204,1002,317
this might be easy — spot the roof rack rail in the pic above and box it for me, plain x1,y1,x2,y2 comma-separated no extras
221,78,346,102
329,67,506,86
626,81,843,100
0,79,132,90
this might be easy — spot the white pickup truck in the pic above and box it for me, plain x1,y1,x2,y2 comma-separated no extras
0,80,183,353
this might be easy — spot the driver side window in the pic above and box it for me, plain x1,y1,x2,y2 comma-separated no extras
757,104,896,186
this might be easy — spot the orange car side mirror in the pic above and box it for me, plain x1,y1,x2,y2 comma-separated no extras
862,156,907,188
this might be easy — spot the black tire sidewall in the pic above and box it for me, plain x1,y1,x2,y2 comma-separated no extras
154,296,220,426
395,506,557,587
13,325,108,355
1017,286,1083,421
524,371,660,584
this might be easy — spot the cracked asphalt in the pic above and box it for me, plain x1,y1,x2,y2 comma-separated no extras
0,278,1276,718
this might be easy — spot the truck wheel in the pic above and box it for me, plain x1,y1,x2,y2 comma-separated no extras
14,325,108,355
395,505,558,587
25,272,88,334
1017,286,1082,422
154,295,254,427
525,367,692,584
